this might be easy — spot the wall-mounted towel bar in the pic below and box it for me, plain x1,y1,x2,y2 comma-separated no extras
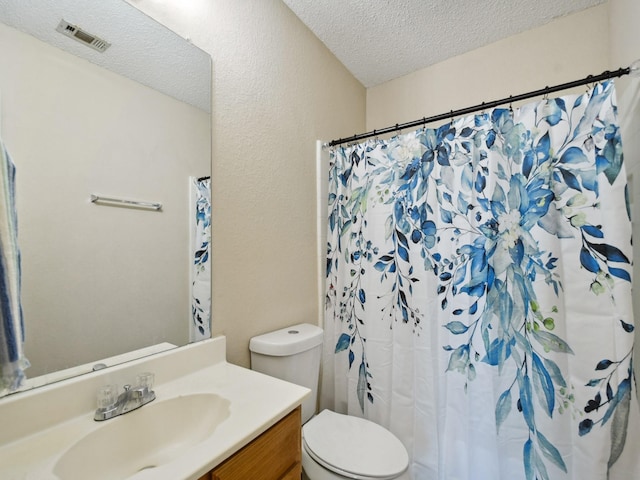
90,194,162,211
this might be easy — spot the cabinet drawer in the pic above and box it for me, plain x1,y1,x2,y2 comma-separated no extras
211,406,301,480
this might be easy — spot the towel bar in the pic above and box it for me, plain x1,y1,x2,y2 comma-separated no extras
90,194,162,211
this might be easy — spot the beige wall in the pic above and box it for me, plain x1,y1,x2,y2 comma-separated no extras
0,22,210,376
128,0,366,367
366,4,610,131
209,2,364,368
609,0,640,92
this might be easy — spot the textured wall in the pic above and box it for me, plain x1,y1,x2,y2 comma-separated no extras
609,0,640,85
127,0,366,367
366,4,610,131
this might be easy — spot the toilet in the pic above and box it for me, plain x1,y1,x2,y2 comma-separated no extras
249,323,409,480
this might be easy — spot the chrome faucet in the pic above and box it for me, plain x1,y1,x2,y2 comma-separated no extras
94,373,156,421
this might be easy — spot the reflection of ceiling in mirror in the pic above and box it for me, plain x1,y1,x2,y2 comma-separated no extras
0,0,211,112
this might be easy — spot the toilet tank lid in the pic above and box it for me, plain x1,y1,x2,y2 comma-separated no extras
249,323,323,356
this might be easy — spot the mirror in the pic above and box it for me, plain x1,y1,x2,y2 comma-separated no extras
0,0,212,394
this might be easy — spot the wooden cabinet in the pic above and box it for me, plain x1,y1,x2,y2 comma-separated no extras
198,406,301,480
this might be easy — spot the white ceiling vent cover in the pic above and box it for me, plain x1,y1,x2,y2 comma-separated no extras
55,19,111,53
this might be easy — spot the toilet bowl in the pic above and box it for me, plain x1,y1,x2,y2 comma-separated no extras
249,324,409,480
302,409,408,480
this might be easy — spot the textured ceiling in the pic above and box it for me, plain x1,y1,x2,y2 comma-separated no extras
0,0,211,112
283,0,606,87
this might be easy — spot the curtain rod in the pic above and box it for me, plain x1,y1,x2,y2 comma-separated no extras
327,64,638,148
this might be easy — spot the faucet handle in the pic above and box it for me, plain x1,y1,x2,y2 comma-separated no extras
136,372,155,391
97,384,118,409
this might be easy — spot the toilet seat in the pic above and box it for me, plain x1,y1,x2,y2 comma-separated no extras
302,410,409,480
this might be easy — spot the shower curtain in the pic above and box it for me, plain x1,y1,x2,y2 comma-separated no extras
190,176,211,342
322,81,640,479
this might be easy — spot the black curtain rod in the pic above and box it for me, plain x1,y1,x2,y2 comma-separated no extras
328,66,632,147
197,175,211,181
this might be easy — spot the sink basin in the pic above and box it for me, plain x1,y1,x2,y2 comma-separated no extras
54,393,231,480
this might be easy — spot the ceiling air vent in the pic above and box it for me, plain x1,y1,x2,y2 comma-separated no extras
55,19,111,53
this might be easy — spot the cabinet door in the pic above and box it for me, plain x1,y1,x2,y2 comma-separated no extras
211,407,301,480
279,464,303,480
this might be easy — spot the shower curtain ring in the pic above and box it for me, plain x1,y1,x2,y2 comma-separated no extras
509,95,514,114
586,74,594,92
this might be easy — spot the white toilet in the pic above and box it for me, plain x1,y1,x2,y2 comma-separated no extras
249,323,409,480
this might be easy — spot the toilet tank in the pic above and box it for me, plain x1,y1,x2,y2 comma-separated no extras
249,323,323,423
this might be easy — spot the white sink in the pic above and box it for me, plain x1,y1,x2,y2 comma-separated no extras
53,393,231,480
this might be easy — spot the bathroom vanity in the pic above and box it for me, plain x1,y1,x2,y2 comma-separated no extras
200,407,301,480
0,336,308,479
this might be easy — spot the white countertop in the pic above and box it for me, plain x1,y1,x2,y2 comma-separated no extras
0,336,310,480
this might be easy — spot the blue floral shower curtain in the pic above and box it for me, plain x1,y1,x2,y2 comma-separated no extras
322,81,640,479
190,177,211,342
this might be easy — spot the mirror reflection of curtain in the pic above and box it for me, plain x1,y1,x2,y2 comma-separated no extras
190,177,211,342
0,140,29,394
323,81,640,479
